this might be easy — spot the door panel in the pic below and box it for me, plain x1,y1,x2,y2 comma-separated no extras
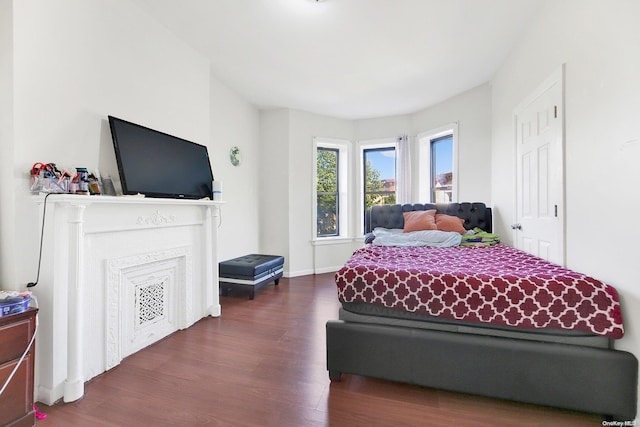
515,69,564,265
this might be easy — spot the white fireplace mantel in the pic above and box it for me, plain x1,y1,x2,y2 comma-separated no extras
33,195,223,405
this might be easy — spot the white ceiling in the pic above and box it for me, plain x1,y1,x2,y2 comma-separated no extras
131,0,545,120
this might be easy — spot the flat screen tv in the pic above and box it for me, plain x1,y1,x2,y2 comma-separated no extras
108,116,214,199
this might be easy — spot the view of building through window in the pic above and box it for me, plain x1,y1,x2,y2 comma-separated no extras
364,147,396,211
316,148,339,236
431,135,453,202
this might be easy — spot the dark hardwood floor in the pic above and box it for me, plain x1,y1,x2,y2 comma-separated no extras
37,273,605,426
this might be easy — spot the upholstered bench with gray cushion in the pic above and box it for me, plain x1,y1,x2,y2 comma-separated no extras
219,254,284,300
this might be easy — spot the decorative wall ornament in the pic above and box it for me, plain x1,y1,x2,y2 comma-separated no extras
136,210,176,226
229,146,241,166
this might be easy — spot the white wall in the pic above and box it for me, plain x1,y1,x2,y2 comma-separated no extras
491,0,640,410
354,114,412,141
13,0,211,171
209,74,261,261
258,109,291,270
0,0,16,286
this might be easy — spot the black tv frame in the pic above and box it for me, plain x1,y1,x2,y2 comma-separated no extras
108,116,214,200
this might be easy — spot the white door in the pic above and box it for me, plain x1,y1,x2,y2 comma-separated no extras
514,68,565,265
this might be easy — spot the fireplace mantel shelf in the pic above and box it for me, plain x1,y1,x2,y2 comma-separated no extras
34,193,224,206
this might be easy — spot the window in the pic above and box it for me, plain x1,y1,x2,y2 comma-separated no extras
363,147,396,211
313,138,350,239
418,124,457,203
316,147,339,236
430,135,453,202
357,138,397,233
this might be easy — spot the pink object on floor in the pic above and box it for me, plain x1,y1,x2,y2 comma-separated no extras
34,404,47,420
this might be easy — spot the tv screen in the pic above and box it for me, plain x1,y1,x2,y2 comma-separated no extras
108,116,214,199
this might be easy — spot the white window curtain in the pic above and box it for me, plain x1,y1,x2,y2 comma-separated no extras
395,134,411,204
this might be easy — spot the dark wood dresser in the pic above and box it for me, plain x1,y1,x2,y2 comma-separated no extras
0,308,38,427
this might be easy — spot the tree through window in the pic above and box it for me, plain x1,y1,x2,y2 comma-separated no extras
363,147,396,211
316,147,339,236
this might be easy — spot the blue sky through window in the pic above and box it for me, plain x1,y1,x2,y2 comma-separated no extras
366,150,395,180
367,142,452,179
433,136,453,175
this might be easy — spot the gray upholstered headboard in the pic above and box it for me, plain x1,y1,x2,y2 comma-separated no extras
365,202,492,234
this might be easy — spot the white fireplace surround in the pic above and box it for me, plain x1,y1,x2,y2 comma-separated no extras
33,195,222,405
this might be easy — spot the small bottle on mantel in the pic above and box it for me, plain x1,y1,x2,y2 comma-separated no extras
76,168,89,195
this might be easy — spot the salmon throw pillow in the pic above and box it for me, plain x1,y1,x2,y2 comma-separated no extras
403,210,437,232
435,214,466,234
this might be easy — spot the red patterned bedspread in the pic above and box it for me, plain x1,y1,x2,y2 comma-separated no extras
335,244,624,339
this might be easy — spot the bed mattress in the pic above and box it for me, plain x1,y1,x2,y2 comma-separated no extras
335,244,624,339
339,305,611,348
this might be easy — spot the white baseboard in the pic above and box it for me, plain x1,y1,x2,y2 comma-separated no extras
283,266,341,277
284,268,315,278
314,266,341,274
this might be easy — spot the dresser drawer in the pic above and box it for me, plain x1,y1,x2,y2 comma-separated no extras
0,354,34,426
0,317,32,364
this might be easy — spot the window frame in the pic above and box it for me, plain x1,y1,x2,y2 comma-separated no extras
417,123,458,203
356,137,397,235
312,137,351,241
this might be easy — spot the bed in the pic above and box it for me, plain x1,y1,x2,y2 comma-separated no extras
326,202,638,420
